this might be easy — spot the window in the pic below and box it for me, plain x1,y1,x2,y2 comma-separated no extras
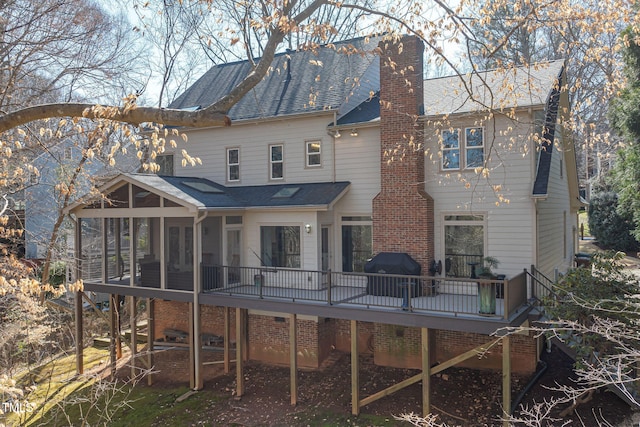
227,148,240,182
260,226,300,268
444,214,485,278
341,216,372,272
165,220,193,273
465,128,484,168
442,129,460,170
270,144,283,179
306,141,321,167
64,146,72,160
225,216,243,225
441,127,484,170
156,154,174,176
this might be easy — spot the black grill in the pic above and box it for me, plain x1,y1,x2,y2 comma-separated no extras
364,252,422,297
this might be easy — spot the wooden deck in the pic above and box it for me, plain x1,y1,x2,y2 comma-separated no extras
82,267,532,334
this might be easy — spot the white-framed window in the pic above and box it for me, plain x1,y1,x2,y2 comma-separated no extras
305,140,321,167
156,154,174,176
64,146,72,160
465,127,484,168
443,214,486,278
227,148,240,182
441,127,484,170
270,144,284,180
260,225,300,268
442,129,460,170
341,216,372,273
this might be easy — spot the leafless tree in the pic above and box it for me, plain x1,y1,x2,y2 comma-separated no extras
467,0,626,185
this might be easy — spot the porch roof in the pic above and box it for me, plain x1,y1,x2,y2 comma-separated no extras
69,173,351,213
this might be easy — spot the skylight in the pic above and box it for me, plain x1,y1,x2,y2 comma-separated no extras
183,181,223,193
272,187,300,198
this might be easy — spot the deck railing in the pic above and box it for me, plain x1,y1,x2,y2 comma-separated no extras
203,264,528,319
444,253,484,278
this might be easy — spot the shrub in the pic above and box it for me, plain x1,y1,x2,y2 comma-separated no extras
588,191,639,251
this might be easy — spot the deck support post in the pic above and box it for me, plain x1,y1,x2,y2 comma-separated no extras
109,293,117,378
290,313,298,405
351,320,359,415
115,294,122,359
74,218,83,376
236,308,245,397
502,335,511,426
193,300,203,389
75,290,84,375
192,215,203,390
421,327,431,417
188,302,195,388
224,307,230,373
130,296,137,378
147,298,154,386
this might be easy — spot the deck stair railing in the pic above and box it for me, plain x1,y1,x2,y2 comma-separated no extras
525,265,558,312
525,265,640,407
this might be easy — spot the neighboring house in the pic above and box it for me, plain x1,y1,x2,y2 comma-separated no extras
66,35,580,417
25,138,90,260
25,138,141,261
0,191,25,258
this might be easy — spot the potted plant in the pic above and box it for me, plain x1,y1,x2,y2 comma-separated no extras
477,256,500,314
477,256,499,279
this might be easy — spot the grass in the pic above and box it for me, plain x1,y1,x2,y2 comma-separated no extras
3,346,219,427
4,347,109,427
37,384,220,427
3,348,404,427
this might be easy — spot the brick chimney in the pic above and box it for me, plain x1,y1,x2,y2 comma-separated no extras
372,35,434,272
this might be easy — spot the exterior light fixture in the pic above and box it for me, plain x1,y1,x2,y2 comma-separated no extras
304,224,312,234
350,129,358,137
334,130,341,138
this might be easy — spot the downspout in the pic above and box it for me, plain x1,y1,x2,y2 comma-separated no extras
332,111,337,183
531,198,538,300
530,105,539,301
511,360,548,414
192,210,208,390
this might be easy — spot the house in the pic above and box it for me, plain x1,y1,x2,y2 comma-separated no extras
0,190,25,258
65,35,579,419
24,137,140,261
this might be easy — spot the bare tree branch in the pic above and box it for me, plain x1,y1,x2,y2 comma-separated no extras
0,102,231,132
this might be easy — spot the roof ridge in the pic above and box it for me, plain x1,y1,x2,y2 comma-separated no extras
424,59,566,83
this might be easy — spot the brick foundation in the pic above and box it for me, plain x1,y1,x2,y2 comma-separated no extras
153,301,538,382
373,326,539,374
154,302,337,370
153,300,238,343
248,315,323,368
334,319,374,354
151,346,227,384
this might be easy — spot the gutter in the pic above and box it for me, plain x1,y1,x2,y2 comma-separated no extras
177,109,338,133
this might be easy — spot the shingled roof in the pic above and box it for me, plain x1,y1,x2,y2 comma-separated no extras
119,174,351,211
334,59,566,126
169,36,381,121
422,60,565,116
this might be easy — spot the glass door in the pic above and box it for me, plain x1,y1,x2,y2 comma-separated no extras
321,226,330,271
226,228,242,284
